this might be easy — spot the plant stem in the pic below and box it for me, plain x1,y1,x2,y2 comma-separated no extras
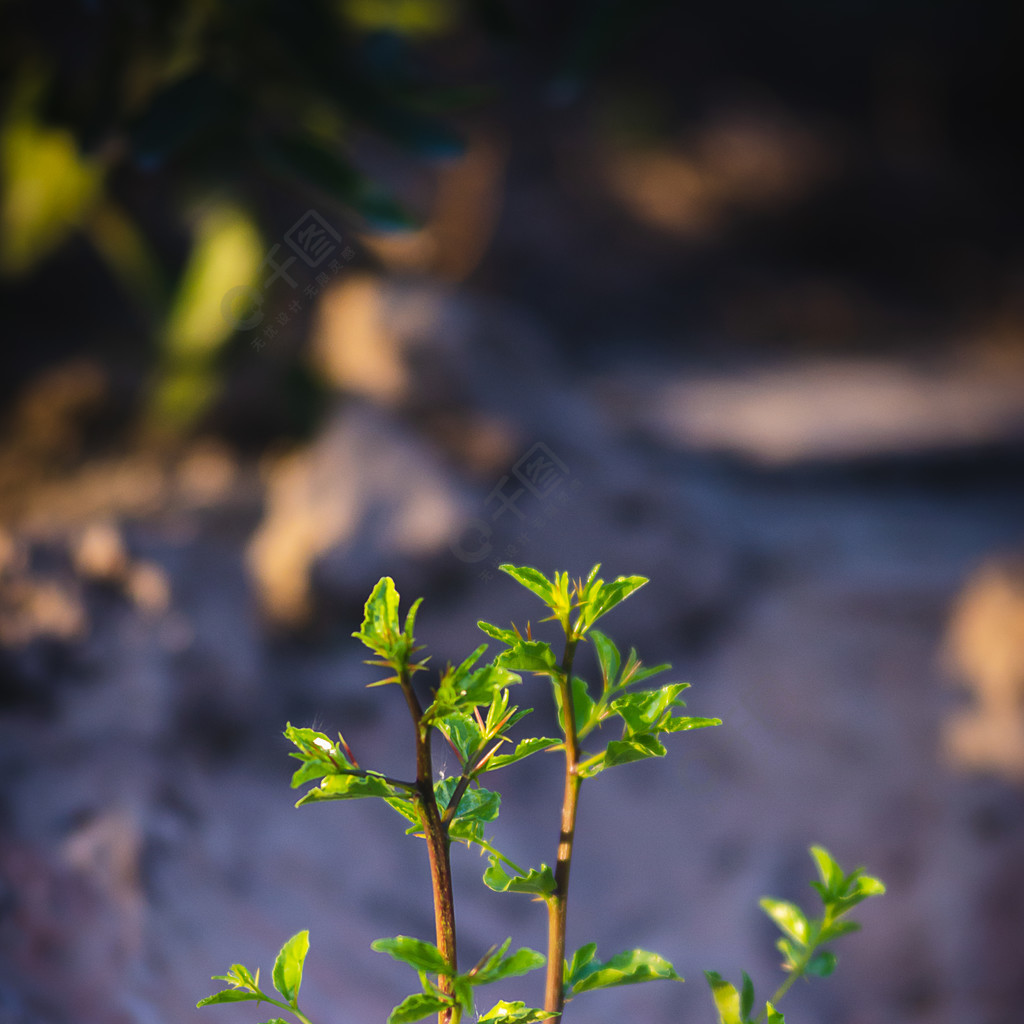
400,667,458,1024
544,635,580,1018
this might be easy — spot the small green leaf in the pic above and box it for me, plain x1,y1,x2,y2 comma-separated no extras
568,948,681,995
258,1019,289,1024
806,951,838,977
387,992,451,1024
372,936,453,976
602,734,666,768
765,1002,786,1023
760,898,809,945
565,943,598,989
590,629,621,692
575,573,648,633
704,971,743,1024
494,640,558,674
809,845,843,895
295,772,399,805
740,971,755,1020
820,919,861,943
477,620,518,645
485,736,560,770
482,857,556,896
272,930,309,1005
353,576,403,659
471,944,546,985
498,564,558,608
197,989,261,1008
478,1000,557,1022
554,676,596,736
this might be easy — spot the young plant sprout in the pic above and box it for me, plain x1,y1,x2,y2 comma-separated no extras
198,565,884,1024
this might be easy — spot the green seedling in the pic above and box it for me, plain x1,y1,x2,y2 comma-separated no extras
199,564,884,1023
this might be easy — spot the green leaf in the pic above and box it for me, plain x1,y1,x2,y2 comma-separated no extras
554,676,596,736
574,572,648,634
387,993,451,1024
819,919,861,942
372,936,453,976
498,564,558,608
197,989,261,1008
494,639,558,674
567,948,681,995
470,943,545,985
478,1000,557,1022
482,857,556,896
602,734,666,767
477,620,519,645
760,898,810,945
295,772,400,805
436,712,484,764
765,1002,786,1023
806,951,838,977
353,576,403,659
485,736,559,771
740,971,755,1020
809,845,843,895
590,629,620,691
565,943,598,989
258,1019,289,1024
272,930,309,1004
704,971,743,1024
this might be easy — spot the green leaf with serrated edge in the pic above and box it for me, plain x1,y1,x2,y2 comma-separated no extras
295,772,398,805
436,712,484,764
272,930,309,1004
385,796,422,830
478,1000,558,1022
704,971,743,1024
619,649,672,689
372,936,453,976
806,950,838,977
564,942,598,988
482,856,556,896
494,640,558,674
471,945,545,985
765,1002,785,1023
568,948,681,995
602,734,666,768
590,630,620,692
740,971,755,1020
197,989,261,1007
576,575,648,632
485,737,560,771
498,565,557,608
353,576,404,660
760,898,809,945
387,992,451,1024
436,777,500,823
478,620,518,645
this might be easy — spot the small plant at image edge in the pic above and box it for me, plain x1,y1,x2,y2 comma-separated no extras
198,564,885,1024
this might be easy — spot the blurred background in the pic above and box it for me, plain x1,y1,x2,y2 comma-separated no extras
2,2,1024,1022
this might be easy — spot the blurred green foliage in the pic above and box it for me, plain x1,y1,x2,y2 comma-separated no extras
0,0,483,432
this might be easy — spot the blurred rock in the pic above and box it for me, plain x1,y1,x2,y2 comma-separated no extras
945,553,1024,780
